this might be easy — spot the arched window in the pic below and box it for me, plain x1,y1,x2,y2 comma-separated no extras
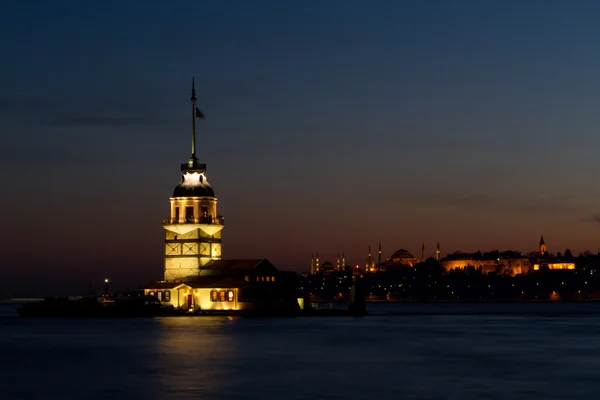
210,290,218,302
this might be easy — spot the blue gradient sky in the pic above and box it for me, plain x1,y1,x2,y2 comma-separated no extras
2,0,600,295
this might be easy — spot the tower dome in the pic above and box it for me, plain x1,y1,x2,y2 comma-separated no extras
173,170,215,197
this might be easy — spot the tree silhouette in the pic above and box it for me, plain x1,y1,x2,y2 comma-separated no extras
564,249,573,259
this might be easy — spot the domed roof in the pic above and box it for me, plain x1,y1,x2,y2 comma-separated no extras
391,249,414,260
173,184,214,198
173,171,215,198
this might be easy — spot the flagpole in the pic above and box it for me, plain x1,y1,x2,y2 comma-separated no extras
191,77,197,158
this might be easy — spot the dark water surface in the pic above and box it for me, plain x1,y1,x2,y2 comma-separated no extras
2,302,600,400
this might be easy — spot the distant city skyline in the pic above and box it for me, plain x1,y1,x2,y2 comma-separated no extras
2,0,600,295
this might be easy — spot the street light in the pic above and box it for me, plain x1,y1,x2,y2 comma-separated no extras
104,278,110,295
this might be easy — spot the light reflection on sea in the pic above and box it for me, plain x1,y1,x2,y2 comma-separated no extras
1,303,600,399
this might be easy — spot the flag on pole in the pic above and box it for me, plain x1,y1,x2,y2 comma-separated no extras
195,107,205,119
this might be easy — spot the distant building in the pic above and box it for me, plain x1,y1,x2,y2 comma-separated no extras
440,254,530,275
380,248,419,270
531,235,575,271
320,261,337,275
389,249,418,267
310,252,348,274
439,237,576,275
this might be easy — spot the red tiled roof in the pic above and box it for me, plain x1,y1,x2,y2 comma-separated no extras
141,281,190,289
185,276,248,288
142,276,248,289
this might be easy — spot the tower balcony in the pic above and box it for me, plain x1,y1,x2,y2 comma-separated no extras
162,215,224,236
162,216,224,225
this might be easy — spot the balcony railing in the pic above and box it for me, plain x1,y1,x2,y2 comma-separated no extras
162,215,225,225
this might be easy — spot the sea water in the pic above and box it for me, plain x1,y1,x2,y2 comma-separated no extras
1,302,600,400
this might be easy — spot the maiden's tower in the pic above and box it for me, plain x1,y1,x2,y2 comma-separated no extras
162,79,224,280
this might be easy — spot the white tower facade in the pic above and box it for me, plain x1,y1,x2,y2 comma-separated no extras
162,79,224,281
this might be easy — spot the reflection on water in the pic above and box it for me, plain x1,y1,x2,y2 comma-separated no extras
1,303,600,399
153,317,239,397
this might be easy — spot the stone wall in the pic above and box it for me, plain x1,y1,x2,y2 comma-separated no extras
164,227,223,280
440,258,531,275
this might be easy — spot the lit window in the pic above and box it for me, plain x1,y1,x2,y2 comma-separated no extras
157,292,162,301
271,276,275,282
210,290,218,302
266,276,270,282
165,291,171,301
228,290,234,302
245,275,249,282
219,290,226,302
149,291,155,297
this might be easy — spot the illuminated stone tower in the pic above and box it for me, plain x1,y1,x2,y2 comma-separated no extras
539,236,547,255
436,241,441,261
162,79,224,281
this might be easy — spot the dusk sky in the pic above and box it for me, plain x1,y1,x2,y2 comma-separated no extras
2,0,600,295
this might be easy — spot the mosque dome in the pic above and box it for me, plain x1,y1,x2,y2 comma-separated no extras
173,171,215,198
390,249,414,262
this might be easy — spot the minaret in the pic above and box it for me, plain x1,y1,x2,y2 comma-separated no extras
436,241,440,261
421,243,425,262
365,245,374,272
162,79,224,281
315,252,320,273
342,252,346,271
539,236,547,255
310,253,315,274
378,242,382,271
336,253,341,271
